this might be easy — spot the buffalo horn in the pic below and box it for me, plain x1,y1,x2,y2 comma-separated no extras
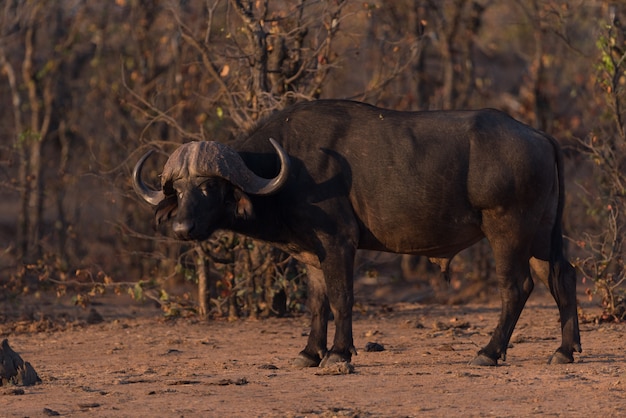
164,138,290,196
244,138,291,195
132,150,166,206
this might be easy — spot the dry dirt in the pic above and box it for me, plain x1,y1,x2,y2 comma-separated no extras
1,284,625,418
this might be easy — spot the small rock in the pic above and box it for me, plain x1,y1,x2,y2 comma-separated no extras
364,342,385,352
78,403,101,409
437,344,455,352
43,408,61,416
2,388,25,395
258,364,279,370
215,378,248,386
315,362,355,375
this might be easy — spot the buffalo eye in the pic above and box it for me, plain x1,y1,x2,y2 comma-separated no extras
199,178,218,197
198,183,209,197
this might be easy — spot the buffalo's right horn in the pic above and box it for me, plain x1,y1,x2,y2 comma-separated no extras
133,150,166,206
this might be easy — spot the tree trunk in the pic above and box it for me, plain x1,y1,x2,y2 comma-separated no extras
195,245,210,319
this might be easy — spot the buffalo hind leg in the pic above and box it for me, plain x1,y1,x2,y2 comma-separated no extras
294,266,329,368
530,257,582,364
471,254,534,366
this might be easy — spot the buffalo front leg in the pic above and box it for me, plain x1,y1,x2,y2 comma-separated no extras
294,266,329,368
318,248,358,367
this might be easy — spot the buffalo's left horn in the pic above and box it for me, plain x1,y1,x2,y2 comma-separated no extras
133,150,166,205
242,138,291,195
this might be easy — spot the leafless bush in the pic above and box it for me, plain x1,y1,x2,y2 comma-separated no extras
572,5,626,321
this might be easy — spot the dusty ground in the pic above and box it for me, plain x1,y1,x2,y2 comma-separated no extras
1,283,625,418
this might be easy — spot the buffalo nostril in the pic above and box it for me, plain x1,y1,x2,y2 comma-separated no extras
173,219,194,237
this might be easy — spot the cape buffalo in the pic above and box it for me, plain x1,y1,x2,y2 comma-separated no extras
133,99,581,368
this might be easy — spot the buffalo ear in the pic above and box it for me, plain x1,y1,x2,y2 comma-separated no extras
154,195,178,227
234,189,254,220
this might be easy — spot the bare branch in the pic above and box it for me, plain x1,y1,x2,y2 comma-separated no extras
121,62,203,142
0,49,22,135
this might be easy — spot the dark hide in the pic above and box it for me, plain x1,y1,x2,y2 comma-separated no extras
135,100,581,368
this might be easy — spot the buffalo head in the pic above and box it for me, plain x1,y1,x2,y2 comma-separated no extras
133,138,290,240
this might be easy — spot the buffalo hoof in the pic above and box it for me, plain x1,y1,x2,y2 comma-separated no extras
548,349,574,365
469,353,498,367
293,352,321,368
